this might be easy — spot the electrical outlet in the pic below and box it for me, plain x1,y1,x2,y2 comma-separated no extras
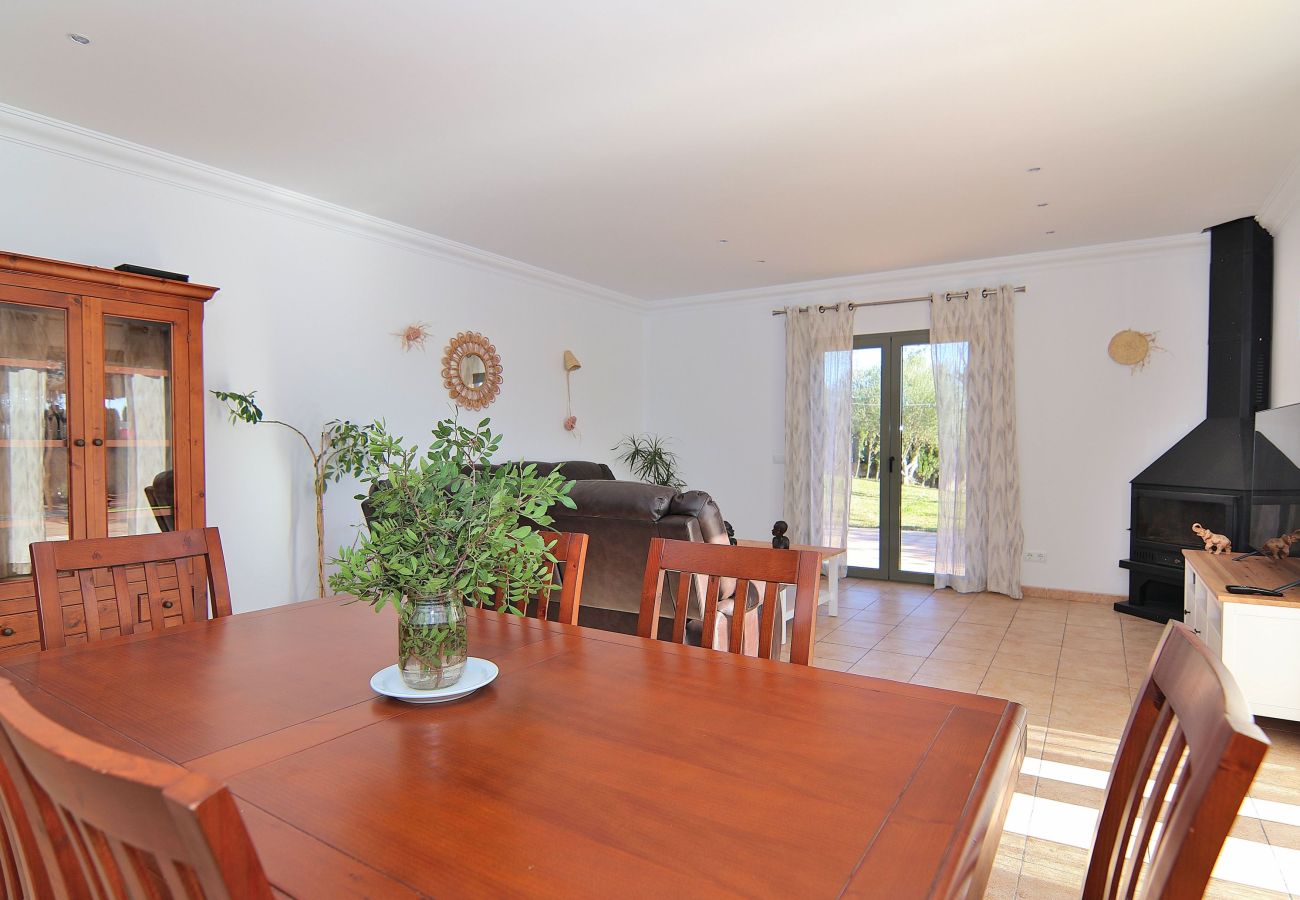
1023,551,1047,564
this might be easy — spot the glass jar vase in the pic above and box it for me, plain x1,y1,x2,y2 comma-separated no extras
398,595,467,690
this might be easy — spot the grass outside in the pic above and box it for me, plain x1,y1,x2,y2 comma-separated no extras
850,477,938,532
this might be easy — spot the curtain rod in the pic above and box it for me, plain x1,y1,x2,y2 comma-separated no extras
769,285,1026,317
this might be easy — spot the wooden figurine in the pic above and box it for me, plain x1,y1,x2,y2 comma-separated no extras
771,520,791,550
1191,523,1232,555
1260,530,1300,562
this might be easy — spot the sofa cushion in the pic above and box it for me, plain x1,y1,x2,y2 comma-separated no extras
669,490,728,543
562,480,676,522
520,460,614,481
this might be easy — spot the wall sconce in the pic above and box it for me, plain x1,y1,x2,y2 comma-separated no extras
563,350,581,431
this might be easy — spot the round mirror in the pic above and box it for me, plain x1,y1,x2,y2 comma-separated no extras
458,353,487,388
441,332,502,410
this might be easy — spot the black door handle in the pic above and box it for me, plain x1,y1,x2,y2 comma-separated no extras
888,455,896,473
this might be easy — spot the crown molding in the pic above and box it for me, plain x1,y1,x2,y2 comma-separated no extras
0,103,648,314
648,232,1209,314
1260,149,1300,233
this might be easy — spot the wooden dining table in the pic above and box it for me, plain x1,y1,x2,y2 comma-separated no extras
0,597,1026,898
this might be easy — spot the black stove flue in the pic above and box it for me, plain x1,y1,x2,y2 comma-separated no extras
1118,218,1273,623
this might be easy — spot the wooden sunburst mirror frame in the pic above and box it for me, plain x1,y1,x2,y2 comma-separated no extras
441,331,503,410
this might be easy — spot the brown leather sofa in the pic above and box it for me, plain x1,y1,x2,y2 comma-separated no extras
364,460,774,651
526,462,774,652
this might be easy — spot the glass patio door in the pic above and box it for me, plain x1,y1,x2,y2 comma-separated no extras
848,330,937,583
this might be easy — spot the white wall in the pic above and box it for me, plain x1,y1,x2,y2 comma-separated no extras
1265,167,1300,407
645,237,1212,596
0,114,645,611
4,106,1290,606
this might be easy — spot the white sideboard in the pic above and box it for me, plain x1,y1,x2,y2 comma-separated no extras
1183,550,1300,721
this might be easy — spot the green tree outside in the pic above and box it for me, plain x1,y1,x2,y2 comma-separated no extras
850,346,938,490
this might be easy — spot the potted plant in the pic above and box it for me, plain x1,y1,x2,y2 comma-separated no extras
613,433,685,489
329,417,576,690
212,389,375,598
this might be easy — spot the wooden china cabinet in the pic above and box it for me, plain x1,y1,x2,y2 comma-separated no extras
0,252,217,655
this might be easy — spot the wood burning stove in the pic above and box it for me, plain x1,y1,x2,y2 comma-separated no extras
1117,218,1273,623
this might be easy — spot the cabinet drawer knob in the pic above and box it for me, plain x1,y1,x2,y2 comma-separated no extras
73,438,85,447
1,628,12,637
91,438,104,446
162,600,174,609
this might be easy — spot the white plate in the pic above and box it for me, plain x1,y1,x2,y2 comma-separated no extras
369,657,499,704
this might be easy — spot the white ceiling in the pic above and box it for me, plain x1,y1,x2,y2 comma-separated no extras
2,0,1299,300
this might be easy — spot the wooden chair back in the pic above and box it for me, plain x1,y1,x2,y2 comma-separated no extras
0,731,47,899
637,538,821,664
0,678,272,899
533,531,588,625
29,528,233,651
1083,622,1269,899
494,531,588,625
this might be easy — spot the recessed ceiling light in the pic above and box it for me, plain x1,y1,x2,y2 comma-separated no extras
1027,167,1041,173
67,32,91,45
756,260,766,264
717,239,729,244
1045,230,1056,235
1036,202,1049,207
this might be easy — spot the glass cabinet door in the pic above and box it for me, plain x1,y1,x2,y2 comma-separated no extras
0,301,73,579
100,315,175,537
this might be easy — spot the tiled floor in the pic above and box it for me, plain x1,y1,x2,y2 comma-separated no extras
807,577,1300,899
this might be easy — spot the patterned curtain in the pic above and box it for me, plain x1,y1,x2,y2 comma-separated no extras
4,369,47,574
930,285,1023,598
124,373,169,535
782,304,855,556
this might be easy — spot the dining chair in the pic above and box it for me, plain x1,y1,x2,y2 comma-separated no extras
1082,622,1269,899
637,537,821,664
0,678,272,899
532,530,588,625
494,531,589,625
29,527,233,651
0,739,43,899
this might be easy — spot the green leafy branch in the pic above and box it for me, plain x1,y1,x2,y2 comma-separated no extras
212,389,377,597
329,416,577,618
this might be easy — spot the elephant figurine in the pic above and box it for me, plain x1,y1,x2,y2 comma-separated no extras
1191,523,1232,555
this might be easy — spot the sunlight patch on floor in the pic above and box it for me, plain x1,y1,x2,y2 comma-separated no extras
1022,756,1108,790
1004,790,1297,894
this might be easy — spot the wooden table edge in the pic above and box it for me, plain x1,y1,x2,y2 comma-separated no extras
929,702,1028,898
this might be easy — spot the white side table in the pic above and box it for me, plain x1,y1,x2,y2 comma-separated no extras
1183,549,1300,721
735,540,847,616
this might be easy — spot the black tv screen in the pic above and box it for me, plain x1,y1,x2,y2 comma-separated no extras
1251,402,1300,553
